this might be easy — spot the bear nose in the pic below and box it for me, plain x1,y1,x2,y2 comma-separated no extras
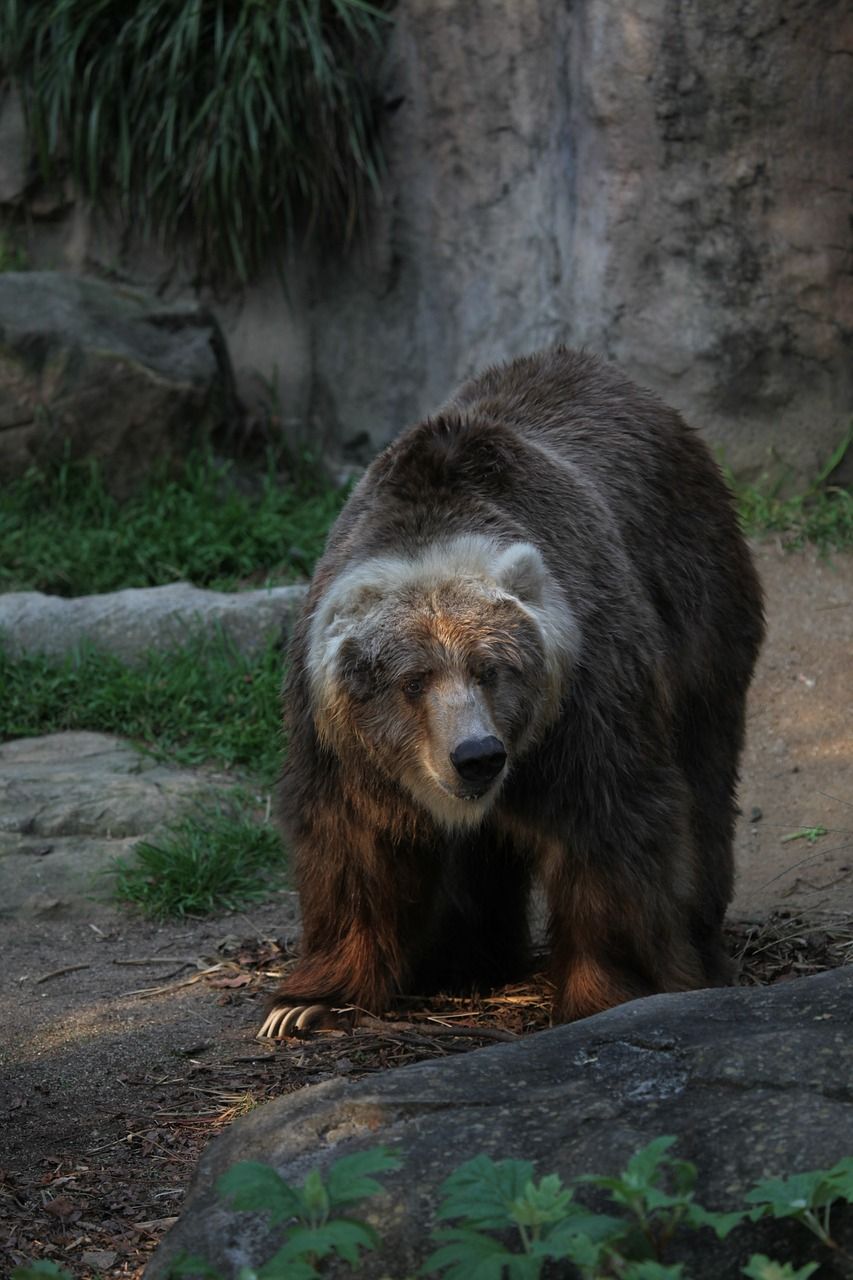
450,736,507,785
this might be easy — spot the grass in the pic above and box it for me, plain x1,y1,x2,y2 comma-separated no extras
0,627,288,917
727,429,853,552
2,436,849,920
0,627,284,785
0,451,348,596
112,796,286,919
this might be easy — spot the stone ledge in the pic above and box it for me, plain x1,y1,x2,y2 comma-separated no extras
0,581,308,664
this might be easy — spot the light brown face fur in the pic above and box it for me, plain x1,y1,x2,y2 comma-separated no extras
307,538,580,829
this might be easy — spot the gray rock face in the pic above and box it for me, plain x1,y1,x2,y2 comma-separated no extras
0,581,306,665
146,968,853,1278
0,732,233,916
305,0,851,483
0,271,228,493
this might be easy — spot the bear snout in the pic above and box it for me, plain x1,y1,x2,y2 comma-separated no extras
450,735,507,788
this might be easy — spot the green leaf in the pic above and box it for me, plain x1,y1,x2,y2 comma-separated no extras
423,1227,527,1280
621,1263,686,1279
324,1147,402,1207
580,1136,683,1206
680,1202,746,1239
623,1136,680,1191
215,1162,300,1224
436,1156,535,1229
165,1256,224,1280
298,1168,331,1222
256,1258,317,1280
741,1257,819,1280
508,1174,572,1227
274,1219,377,1266
745,1170,836,1219
540,1209,628,1253
12,1265,75,1280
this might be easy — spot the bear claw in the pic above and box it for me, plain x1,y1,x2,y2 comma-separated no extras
256,1003,342,1039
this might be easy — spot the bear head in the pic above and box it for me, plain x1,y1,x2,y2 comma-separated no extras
306,535,580,829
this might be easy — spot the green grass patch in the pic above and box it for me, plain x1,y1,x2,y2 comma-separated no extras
0,628,284,785
729,430,853,552
112,797,285,919
0,451,347,597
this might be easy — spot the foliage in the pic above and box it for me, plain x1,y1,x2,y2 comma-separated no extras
425,1136,746,1280
169,1148,402,1279
112,791,286,918
11,1265,75,1280
0,0,391,282
15,1140,853,1278
0,450,348,596
0,627,284,784
729,428,853,552
159,1141,853,1279
746,1159,853,1259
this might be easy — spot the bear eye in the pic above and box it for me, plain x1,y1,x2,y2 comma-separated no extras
476,665,498,687
402,676,426,698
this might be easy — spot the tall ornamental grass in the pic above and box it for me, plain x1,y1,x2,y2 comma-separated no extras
0,0,390,281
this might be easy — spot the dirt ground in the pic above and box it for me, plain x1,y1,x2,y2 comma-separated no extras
1,541,851,1278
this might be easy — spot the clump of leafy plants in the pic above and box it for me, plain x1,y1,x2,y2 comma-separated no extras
170,1149,403,1278
0,0,391,282
18,1139,851,1279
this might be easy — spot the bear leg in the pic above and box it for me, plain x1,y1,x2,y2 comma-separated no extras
258,814,439,1038
544,857,707,1023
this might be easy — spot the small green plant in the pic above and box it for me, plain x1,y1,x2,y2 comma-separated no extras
169,1148,402,1278
0,628,284,783
426,1136,745,1279
0,450,347,596
112,794,285,918
1,0,391,282
729,429,853,552
781,827,829,846
746,1159,853,1265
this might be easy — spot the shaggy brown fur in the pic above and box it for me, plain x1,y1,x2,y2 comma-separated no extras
262,346,764,1032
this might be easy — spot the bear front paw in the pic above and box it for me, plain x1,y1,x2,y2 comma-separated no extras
256,1003,350,1039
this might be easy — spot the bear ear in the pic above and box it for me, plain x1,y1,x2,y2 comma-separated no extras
338,637,375,701
494,543,549,606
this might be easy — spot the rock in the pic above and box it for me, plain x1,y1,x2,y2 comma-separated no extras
0,581,307,665
0,732,234,915
146,968,853,1278
0,88,28,205
302,0,852,484
0,271,229,494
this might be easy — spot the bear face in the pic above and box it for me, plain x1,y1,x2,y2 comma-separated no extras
306,534,580,829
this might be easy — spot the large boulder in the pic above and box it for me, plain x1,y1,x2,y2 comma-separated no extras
0,272,230,494
146,968,853,1278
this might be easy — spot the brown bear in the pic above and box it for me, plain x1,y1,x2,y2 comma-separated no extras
257,346,764,1038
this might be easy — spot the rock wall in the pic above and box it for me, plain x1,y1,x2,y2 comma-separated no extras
2,0,850,481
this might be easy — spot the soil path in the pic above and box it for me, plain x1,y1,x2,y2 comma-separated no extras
1,542,851,1277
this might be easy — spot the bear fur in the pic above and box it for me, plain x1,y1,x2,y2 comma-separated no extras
262,346,764,1033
